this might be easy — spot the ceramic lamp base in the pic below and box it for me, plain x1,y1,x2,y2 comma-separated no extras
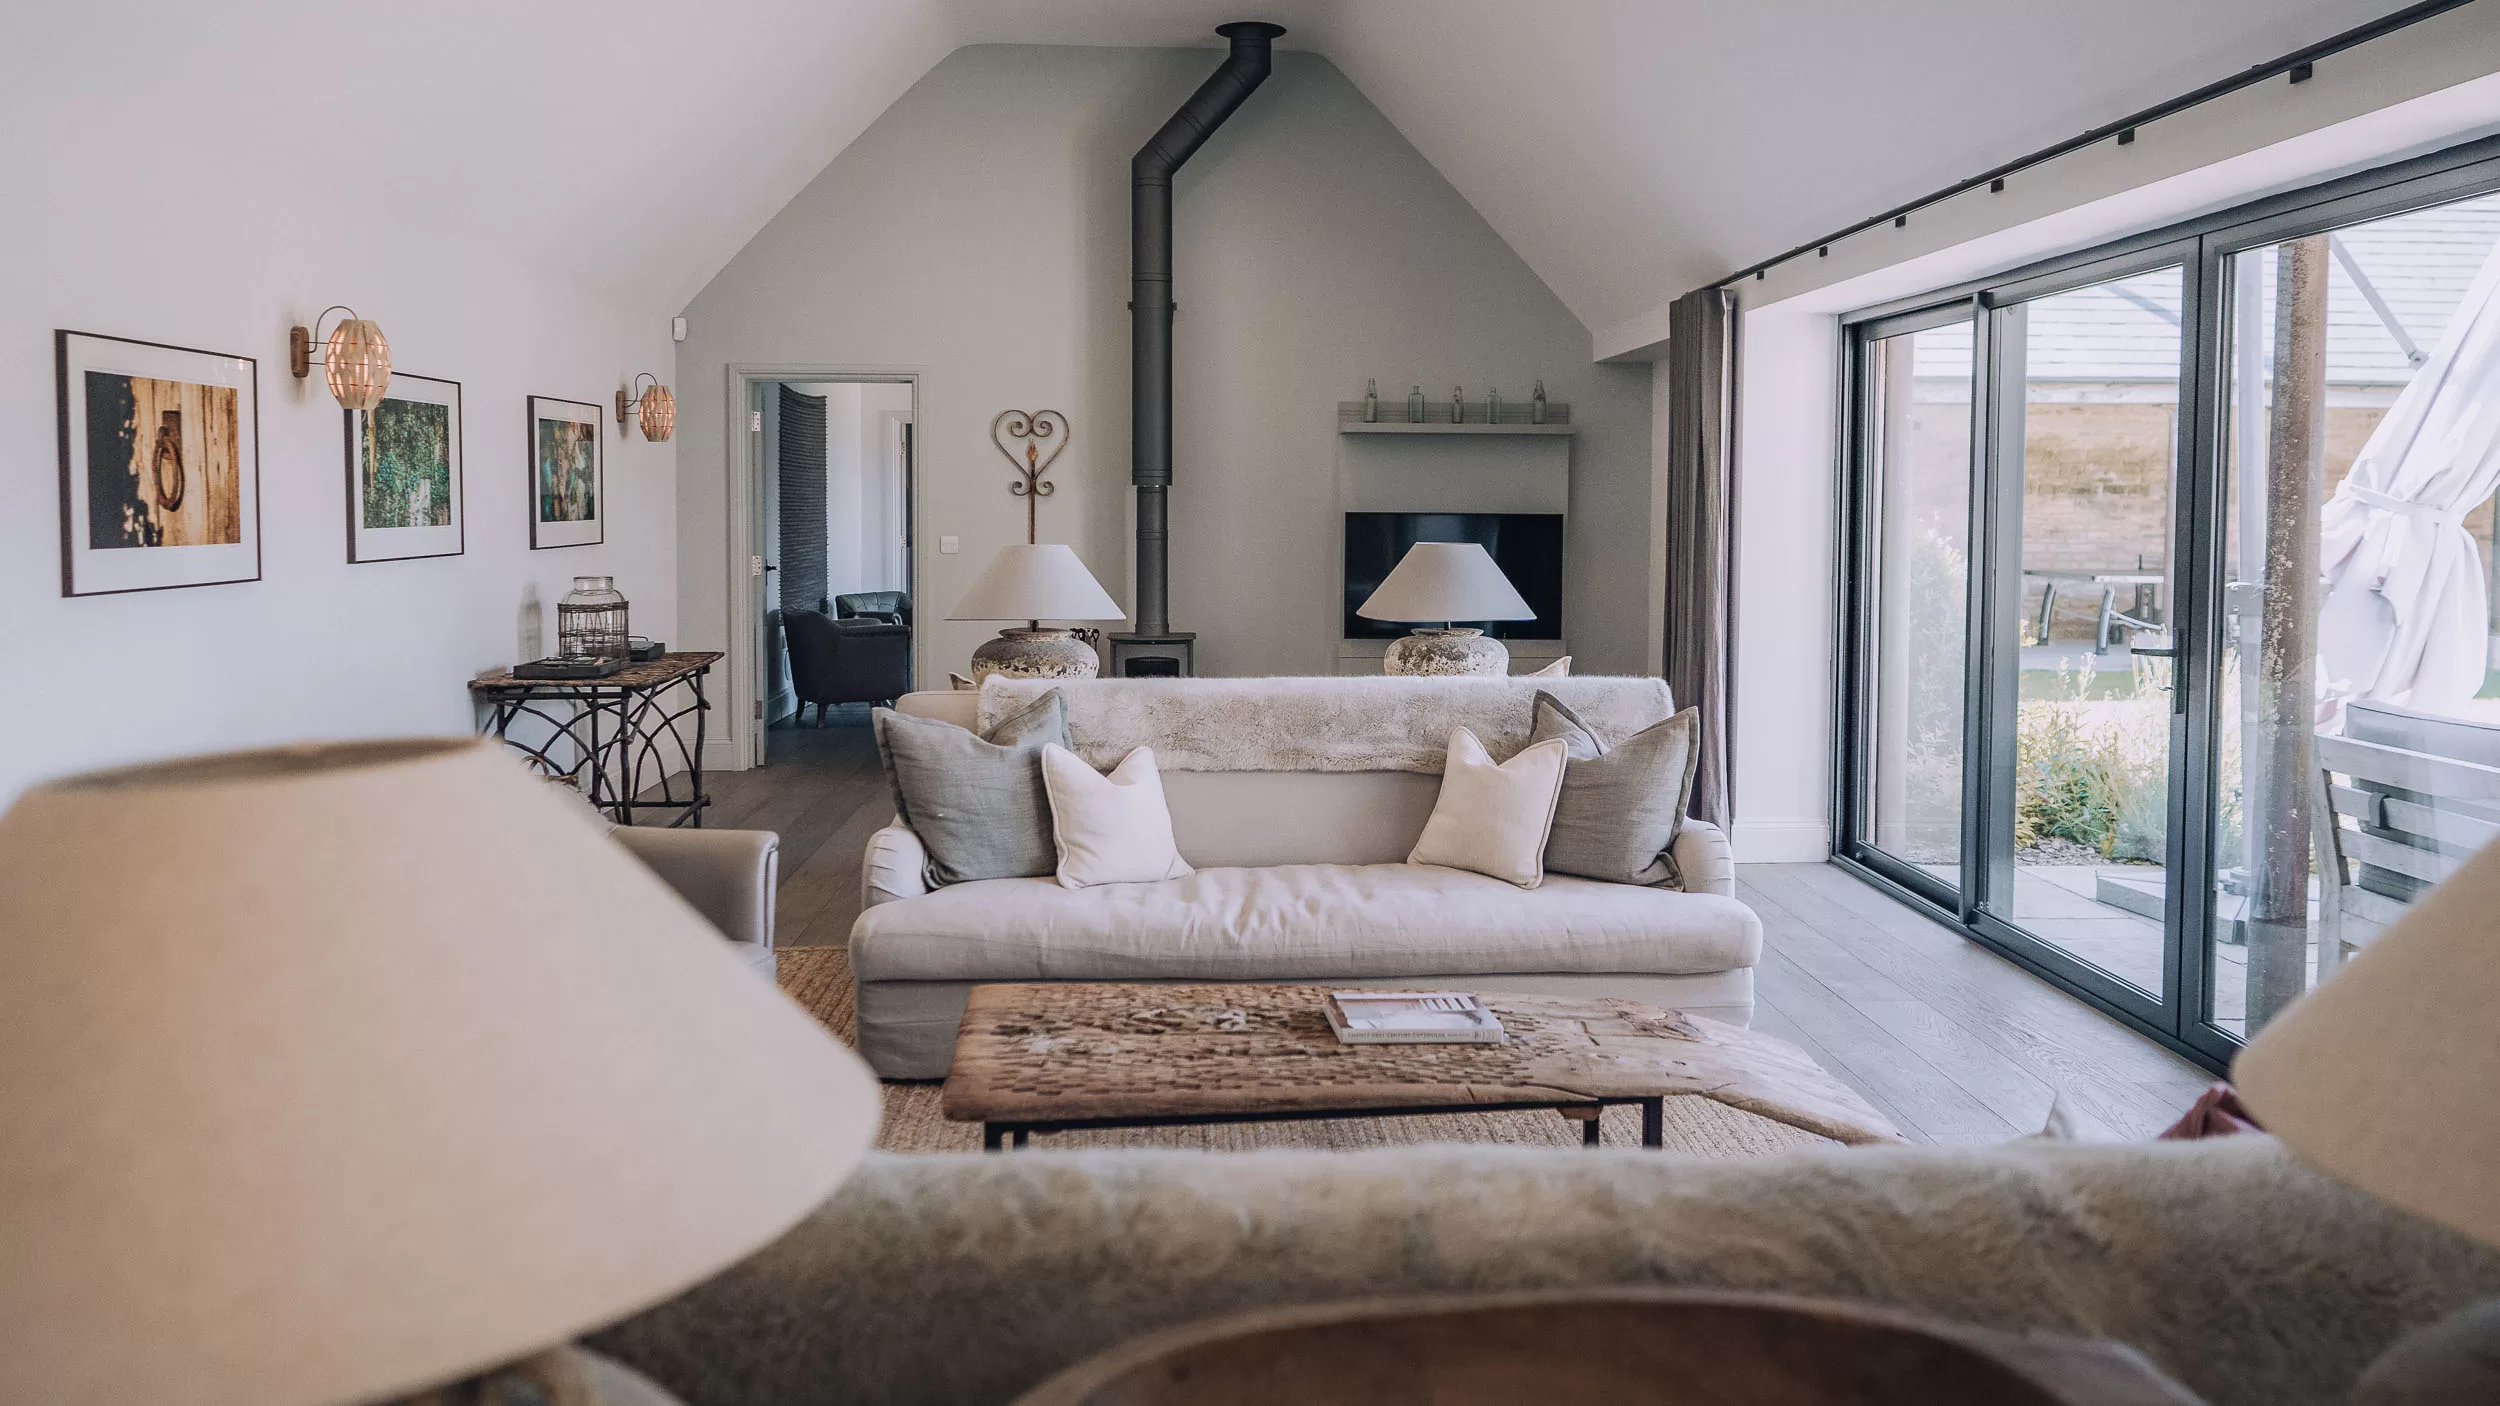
971,627,1100,683
1383,628,1508,676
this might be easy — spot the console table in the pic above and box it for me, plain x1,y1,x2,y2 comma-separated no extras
468,651,720,827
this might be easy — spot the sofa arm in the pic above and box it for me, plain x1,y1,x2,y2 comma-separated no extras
1672,820,1735,898
863,821,931,909
612,827,779,950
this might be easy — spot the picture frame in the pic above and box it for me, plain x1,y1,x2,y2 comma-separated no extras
346,372,464,563
56,329,262,596
528,394,604,549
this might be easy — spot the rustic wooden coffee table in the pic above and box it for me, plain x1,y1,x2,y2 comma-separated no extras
942,983,1903,1150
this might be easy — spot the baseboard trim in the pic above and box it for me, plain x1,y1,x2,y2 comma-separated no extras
703,739,751,774
1729,818,1831,864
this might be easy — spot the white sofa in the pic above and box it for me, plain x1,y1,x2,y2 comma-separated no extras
849,685,1760,1078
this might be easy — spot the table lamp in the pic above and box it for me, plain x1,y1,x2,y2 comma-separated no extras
2235,840,2500,1401
1356,541,1537,676
948,542,1126,682
0,739,881,1406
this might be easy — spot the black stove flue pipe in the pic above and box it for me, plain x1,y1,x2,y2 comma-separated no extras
1127,21,1283,639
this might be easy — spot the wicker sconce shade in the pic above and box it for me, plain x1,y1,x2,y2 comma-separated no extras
324,318,391,411
289,305,391,410
618,373,675,442
639,384,677,442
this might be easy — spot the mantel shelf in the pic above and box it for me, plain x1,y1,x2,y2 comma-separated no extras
1338,421,1577,436
1338,399,1572,436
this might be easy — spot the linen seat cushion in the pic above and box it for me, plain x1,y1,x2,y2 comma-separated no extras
849,861,1761,984
1532,693,1700,888
871,690,1067,885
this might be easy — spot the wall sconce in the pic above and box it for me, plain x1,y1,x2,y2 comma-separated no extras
289,306,391,410
617,373,676,442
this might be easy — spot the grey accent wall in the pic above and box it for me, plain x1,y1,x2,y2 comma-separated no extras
676,45,1652,683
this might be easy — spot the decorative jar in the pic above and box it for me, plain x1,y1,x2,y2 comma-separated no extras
557,576,631,661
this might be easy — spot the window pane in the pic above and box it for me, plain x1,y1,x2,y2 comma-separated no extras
1993,267,2183,999
1863,320,1974,880
2214,192,2500,1039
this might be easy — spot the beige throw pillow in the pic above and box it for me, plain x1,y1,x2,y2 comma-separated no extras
1040,743,1195,889
1408,728,1569,888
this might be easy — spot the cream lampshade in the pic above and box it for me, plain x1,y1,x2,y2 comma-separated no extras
1356,540,1537,676
2234,840,2500,1394
0,739,880,1406
2235,839,2500,1247
948,543,1126,682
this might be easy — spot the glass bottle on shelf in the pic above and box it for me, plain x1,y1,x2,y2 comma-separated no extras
1486,386,1502,424
1531,380,1548,424
557,576,631,662
1450,386,1465,424
1407,385,1425,423
1363,378,1379,422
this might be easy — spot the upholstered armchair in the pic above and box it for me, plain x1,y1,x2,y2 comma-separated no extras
784,610,912,723
608,826,778,979
834,591,912,627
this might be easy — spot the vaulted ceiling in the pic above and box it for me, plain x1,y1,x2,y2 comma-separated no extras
12,0,2426,332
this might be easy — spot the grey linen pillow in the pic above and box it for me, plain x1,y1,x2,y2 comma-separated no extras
872,690,1068,885
1530,692,1700,888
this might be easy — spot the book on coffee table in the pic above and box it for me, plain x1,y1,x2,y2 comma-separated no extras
1324,991,1506,1045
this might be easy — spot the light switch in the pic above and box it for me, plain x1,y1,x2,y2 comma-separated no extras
940,535,960,555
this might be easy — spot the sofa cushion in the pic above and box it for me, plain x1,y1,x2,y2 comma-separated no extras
1533,694,1699,888
849,862,1761,984
872,690,1067,885
1042,745,1193,889
1407,729,1567,888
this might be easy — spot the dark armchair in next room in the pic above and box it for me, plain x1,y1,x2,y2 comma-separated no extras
834,591,912,627
782,610,911,724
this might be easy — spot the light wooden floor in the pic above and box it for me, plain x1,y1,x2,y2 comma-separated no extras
704,707,2213,1144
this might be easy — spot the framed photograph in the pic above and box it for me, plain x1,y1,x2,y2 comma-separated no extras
529,395,603,549
56,329,261,596
347,372,464,563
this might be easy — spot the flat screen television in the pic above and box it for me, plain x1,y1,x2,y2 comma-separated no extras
1342,512,1563,640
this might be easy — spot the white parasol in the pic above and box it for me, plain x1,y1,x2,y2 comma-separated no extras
2316,236,2500,726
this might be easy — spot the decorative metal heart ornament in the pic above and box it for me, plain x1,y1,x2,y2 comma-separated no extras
992,409,1070,543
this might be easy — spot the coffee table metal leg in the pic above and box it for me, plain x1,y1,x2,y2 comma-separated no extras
1642,1097,1664,1149
1013,1128,1031,1148
984,1123,1004,1151
1582,1110,1603,1147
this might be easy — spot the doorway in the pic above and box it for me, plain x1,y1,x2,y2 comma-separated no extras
746,374,917,766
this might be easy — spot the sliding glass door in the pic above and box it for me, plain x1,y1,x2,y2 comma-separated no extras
1979,260,2190,1021
1837,143,2500,1067
1851,310,1976,904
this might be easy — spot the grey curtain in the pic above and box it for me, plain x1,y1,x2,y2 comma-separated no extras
1663,286,1736,828
777,386,829,617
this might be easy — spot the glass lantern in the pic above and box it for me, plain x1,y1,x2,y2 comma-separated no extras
557,576,630,661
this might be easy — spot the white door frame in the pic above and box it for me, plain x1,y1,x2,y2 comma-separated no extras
720,364,927,770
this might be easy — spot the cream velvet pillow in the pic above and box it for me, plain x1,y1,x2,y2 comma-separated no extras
1408,728,1569,888
1040,743,1195,889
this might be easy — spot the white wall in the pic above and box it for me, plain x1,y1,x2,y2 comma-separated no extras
675,44,1651,751
810,380,913,600
0,122,676,804
1728,308,1841,863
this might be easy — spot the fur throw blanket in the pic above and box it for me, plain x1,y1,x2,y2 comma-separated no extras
594,1137,2500,1406
976,675,1676,773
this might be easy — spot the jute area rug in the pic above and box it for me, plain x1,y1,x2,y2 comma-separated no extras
778,947,1837,1157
